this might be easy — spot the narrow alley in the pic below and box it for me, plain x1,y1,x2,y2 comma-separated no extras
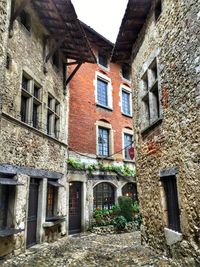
1,232,175,267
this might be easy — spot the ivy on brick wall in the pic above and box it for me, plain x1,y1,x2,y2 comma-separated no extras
67,158,136,177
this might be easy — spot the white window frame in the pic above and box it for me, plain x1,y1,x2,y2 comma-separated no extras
119,85,132,117
94,71,113,110
122,128,134,161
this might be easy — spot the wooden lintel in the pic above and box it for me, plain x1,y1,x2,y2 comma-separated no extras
66,61,83,85
45,37,66,63
11,0,31,22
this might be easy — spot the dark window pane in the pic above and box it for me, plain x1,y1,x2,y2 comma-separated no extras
97,79,108,106
122,66,130,80
21,95,28,123
99,53,108,68
32,103,39,128
52,50,60,68
54,118,59,139
93,183,115,210
124,134,132,160
20,10,31,31
122,91,131,115
122,183,138,202
155,0,162,21
47,112,51,135
34,85,40,99
46,184,55,218
0,186,8,229
22,76,29,91
98,127,109,156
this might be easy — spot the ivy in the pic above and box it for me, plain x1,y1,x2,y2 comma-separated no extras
67,158,136,177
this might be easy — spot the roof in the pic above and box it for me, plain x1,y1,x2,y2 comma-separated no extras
112,0,152,64
80,21,114,57
31,0,96,63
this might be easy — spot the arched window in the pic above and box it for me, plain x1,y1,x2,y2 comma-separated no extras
122,183,138,202
93,183,115,210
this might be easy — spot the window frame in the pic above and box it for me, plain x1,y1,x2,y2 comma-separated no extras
98,127,110,157
120,85,132,117
20,73,42,129
140,57,162,132
47,94,60,139
95,71,112,110
93,182,115,210
122,128,134,161
98,52,109,70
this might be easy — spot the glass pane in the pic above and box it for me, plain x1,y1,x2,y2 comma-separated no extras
122,91,130,115
97,79,108,106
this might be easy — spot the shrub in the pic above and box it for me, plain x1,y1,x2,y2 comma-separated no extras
113,215,127,230
118,196,133,222
111,204,121,215
132,201,140,213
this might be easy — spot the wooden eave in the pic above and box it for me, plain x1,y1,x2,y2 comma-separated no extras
112,0,152,64
80,21,114,57
31,0,96,63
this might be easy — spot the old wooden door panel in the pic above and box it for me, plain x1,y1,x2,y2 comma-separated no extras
69,182,82,234
27,178,39,248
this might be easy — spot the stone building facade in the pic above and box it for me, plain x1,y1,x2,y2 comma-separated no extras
67,23,137,233
0,0,95,258
113,0,200,265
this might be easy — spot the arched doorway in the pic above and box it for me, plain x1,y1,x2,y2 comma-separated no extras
93,182,115,210
122,183,138,202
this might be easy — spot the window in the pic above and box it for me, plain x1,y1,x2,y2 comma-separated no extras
19,10,31,31
47,95,60,139
52,50,60,69
161,176,181,232
141,58,161,129
122,90,131,116
20,74,41,128
97,78,108,107
122,183,138,202
121,65,131,80
98,127,109,157
98,53,108,68
0,175,23,232
93,183,115,210
155,0,162,21
46,180,63,220
124,133,133,160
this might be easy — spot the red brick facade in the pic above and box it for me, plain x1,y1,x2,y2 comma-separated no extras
68,45,133,160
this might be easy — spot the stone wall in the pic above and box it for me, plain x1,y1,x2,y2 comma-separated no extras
132,0,200,265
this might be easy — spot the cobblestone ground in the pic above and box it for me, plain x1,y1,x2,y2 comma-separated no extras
1,232,177,267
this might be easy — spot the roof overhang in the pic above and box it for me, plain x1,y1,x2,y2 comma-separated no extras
31,0,96,63
112,0,152,65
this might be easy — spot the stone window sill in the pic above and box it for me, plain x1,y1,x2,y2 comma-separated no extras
43,217,65,228
122,112,132,118
96,104,113,112
96,156,114,161
141,117,163,137
0,228,24,237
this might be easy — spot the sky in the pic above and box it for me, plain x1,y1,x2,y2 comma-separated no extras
71,0,128,43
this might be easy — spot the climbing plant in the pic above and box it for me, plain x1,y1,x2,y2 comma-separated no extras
67,158,136,177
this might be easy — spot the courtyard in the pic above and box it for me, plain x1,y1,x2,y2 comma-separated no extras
1,231,176,267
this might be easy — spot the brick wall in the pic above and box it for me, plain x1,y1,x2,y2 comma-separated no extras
68,45,133,160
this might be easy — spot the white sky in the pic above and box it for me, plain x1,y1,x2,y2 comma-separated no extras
71,0,128,43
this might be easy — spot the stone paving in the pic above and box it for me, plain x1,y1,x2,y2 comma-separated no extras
1,231,178,267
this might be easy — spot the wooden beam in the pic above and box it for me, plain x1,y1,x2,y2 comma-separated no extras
66,61,83,85
45,37,66,63
66,61,79,66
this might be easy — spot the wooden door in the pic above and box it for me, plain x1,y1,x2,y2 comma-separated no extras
27,178,39,248
69,182,82,234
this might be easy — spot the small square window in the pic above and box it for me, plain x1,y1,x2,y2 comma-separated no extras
52,50,60,69
98,53,108,68
121,66,131,80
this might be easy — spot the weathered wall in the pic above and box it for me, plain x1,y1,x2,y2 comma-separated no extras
1,0,67,172
132,0,200,265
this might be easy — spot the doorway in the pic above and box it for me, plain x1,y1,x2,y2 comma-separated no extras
27,178,39,248
69,182,82,234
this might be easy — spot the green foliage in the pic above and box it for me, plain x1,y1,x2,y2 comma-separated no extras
93,208,114,226
118,196,134,222
67,158,135,177
111,204,121,215
113,215,127,230
132,201,140,213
